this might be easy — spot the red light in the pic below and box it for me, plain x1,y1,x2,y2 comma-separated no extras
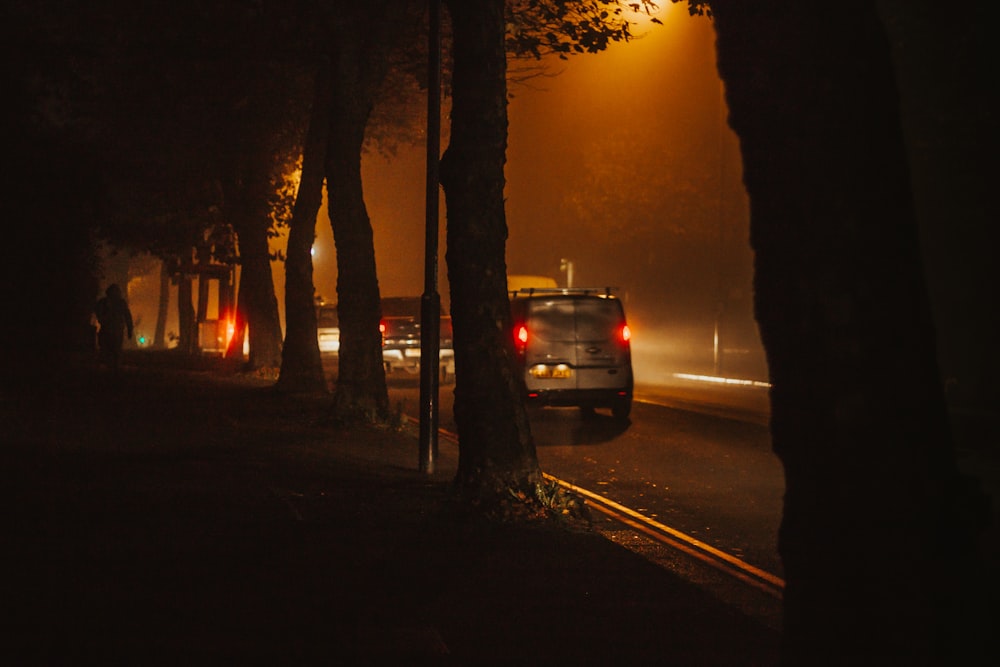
513,323,529,357
515,324,528,345
620,324,631,343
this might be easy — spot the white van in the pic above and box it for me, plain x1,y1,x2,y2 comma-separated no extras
509,287,633,420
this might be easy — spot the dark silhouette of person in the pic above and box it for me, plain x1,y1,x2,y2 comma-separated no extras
94,283,134,370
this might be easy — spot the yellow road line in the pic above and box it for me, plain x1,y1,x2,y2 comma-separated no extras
543,472,786,597
434,422,783,597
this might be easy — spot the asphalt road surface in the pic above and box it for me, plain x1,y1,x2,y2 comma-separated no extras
386,374,784,580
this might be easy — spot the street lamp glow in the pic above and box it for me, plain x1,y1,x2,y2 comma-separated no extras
559,258,574,288
625,1,668,29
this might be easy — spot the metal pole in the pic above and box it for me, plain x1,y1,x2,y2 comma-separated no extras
714,78,726,378
419,0,442,474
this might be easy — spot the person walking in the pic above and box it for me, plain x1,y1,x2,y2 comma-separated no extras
95,283,134,371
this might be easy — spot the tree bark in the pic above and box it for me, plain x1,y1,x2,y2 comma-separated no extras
326,14,392,423
232,220,283,369
441,0,540,499
154,258,170,349
176,271,196,355
709,1,985,663
226,167,284,370
277,62,332,394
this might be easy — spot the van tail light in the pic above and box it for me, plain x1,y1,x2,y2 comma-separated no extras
379,321,386,346
619,324,632,345
514,324,528,354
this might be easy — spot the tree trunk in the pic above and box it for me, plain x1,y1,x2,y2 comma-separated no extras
227,167,284,370
176,271,196,355
233,221,283,370
324,14,396,424
277,62,331,394
327,119,388,422
154,258,170,349
710,2,985,663
441,0,540,499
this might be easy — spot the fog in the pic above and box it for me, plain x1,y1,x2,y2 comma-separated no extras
502,9,764,380
125,6,768,382
342,7,767,381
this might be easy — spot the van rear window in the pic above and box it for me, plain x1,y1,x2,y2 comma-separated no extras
575,301,624,342
527,301,576,342
527,298,623,343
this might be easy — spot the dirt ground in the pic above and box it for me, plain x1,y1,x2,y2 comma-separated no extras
4,350,780,664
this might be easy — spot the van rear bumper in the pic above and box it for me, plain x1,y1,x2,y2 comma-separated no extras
525,387,632,408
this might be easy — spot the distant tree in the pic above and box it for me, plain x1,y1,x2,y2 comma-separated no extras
78,0,311,366
320,2,427,422
91,26,234,353
275,1,433,399
560,126,719,244
277,59,332,394
221,151,290,370
4,118,102,388
5,0,312,376
279,0,650,420
208,4,312,370
3,0,120,385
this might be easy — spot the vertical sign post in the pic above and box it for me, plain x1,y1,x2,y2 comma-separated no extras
419,0,442,474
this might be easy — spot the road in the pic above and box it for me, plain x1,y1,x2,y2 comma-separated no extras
375,362,998,634
386,373,784,582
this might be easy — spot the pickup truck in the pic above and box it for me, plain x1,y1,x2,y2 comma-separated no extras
380,296,455,383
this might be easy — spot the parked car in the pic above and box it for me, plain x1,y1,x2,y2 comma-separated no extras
380,296,455,382
509,287,633,420
316,303,340,355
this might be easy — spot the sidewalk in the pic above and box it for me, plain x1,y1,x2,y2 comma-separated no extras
5,351,994,664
